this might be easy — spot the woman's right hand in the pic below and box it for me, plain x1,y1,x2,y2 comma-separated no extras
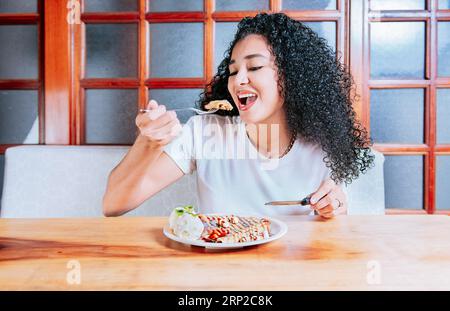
135,99,182,149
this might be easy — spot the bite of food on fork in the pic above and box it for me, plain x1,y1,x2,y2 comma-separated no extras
139,99,233,115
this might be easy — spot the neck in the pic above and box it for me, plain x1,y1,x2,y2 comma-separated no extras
245,115,293,159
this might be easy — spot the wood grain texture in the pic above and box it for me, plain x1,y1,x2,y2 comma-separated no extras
349,0,364,122
44,0,70,144
147,78,206,88
81,79,140,88
146,12,206,23
138,0,148,110
0,216,449,290
38,0,45,145
0,80,40,89
0,13,39,24
82,12,140,23
205,0,213,82
270,0,281,12
372,143,429,154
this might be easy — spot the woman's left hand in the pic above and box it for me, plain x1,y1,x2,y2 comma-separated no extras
309,178,347,218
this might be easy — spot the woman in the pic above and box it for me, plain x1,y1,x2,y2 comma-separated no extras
103,13,373,218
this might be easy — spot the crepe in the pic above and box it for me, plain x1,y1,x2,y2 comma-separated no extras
198,214,271,243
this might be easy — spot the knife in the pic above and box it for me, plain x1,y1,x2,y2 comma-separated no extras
264,196,312,206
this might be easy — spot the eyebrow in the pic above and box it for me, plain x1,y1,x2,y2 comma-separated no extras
229,53,268,65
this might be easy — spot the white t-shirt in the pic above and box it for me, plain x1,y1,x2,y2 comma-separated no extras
164,115,331,216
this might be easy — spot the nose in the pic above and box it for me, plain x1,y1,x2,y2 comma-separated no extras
235,68,249,86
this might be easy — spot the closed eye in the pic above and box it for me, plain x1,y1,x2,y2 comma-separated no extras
249,66,263,71
228,66,263,77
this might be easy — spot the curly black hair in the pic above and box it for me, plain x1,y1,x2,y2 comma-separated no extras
198,13,374,184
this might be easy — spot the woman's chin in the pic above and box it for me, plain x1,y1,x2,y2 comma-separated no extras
239,110,276,125
238,112,261,124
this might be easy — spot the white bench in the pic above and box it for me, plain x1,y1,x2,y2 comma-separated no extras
0,145,385,217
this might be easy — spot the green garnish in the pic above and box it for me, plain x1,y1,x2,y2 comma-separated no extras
174,205,198,217
175,207,185,216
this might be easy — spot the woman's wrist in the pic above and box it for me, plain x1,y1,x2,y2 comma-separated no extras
136,134,165,151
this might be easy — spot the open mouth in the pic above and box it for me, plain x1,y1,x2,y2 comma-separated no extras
237,92,258,111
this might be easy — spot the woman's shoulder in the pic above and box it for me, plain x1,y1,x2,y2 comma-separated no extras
296,136,326,157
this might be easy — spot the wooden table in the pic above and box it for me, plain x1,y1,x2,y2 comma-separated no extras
0,215,449,290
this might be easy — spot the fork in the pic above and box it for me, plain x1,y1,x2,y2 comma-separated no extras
139,108,219,115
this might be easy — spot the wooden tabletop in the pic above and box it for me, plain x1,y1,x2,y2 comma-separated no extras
0,215,449,290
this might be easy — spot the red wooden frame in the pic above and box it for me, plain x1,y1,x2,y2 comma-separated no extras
2,0,449,213
357,0,450,214
0,0,44,146
77,0,349,147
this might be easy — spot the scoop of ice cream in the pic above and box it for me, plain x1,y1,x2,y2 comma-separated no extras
172,213,204,240
168,207,185,229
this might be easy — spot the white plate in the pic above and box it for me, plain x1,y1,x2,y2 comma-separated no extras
163,215,288,249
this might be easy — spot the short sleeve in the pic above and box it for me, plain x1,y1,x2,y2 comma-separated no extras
163,116,198,175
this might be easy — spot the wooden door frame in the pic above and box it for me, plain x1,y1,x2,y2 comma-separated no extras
44,0,72,144
42,0,450,214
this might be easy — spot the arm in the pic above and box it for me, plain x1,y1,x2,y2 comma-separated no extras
102,136,183,216
102,100,183,217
